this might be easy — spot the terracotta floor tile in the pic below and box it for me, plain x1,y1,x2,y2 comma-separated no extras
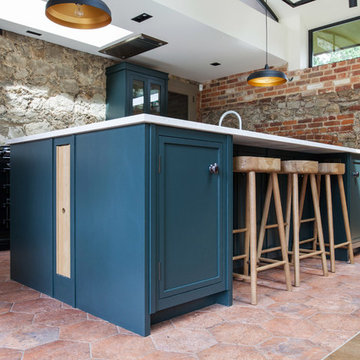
92,334,155,360
311,329,357,352
0,323,59,350
198,344,266,360
0,301,11,314
23,340,90,360
87,313,103,321
0,252,359,359
12,297,62,314
262,317,321,338
59,319,117,342
266,290,313,304
151,320,174,334
0,289,40,303
310,313,360,332
298,346,331,360
304,297,358,314
0,281,23,294
0,312,33,331
171,310,224,329
266,301,317,319
151,327,216,353
302,287,353,302
0,348,23,360
34,308,87,327
219,305,273,324
117,325,140,335
139,350,196,359
210,322,271,346
197,303,227,313
261,337,324,359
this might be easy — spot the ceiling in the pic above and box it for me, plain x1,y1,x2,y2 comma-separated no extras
0,0,358,83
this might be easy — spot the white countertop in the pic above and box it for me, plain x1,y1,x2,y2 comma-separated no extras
7,114,360,155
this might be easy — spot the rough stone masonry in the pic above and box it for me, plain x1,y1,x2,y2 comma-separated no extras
0,30,114,144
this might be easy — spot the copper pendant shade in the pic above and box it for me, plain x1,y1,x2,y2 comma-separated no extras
45,0,112,29
247,1,288,87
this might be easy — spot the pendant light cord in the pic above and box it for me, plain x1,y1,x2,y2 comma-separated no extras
265,0,268,65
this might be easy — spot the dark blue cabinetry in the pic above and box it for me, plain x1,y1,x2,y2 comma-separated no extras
106,62,168,120
11,140,53,296
10,124,232,336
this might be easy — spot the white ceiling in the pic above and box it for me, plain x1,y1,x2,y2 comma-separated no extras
0,0,358,83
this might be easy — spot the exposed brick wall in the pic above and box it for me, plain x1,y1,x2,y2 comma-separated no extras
199,58,360,148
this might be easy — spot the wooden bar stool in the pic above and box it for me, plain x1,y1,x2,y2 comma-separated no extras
317,163,354,272
233,156,292,305
281,160,329,287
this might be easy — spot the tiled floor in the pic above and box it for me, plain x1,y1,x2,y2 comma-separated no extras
0,250,359,360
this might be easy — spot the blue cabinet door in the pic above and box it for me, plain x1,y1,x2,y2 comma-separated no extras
156,132,228,310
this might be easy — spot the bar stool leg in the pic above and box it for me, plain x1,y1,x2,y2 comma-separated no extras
257,175,273,262
310,174,328,277
337,174,355,264
314,175,322,251
248,171,257,305
325,174,336,272
294,174,308,266
299,174,308,222
244,174,250,276
285,174,292,248
292,173,301,287
271,173,292,292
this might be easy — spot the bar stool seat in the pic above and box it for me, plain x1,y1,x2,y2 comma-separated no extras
234,156,280,173
281,160,318,174
280,160,328,287
318,163,345,175
317,162,354,272
233,156,292,305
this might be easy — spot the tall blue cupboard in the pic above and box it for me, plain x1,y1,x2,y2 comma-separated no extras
10,124,233,336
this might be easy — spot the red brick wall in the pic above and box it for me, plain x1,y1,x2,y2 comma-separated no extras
199,58,360,148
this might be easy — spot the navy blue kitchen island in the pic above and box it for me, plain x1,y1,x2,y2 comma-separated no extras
9,115,233,336
9,114,360,336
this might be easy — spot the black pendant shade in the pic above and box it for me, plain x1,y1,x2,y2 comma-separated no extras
247,64,288,87
46,0,112,29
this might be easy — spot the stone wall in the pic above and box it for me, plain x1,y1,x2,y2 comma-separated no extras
0,30,115,144
199,59,360,148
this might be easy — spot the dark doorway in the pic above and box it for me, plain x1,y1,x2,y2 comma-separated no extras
167,92,188,120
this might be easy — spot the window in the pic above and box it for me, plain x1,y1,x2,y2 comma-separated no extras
309,16,360,67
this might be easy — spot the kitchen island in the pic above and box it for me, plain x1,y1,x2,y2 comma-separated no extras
8,114,360,336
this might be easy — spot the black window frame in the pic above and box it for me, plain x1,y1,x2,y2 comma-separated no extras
308,16,360,68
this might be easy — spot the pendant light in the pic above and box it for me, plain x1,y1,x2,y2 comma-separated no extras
247,0,288,87
45,0,112,29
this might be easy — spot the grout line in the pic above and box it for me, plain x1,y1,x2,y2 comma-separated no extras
321,330,360,360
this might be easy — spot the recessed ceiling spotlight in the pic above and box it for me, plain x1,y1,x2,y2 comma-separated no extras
26,30,42,36
210,62,221,66
131,13,153,23
349,0,358,7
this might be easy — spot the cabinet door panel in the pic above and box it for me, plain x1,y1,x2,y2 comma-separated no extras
158,136,224,300
53,137,75,307
128,74,148,115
